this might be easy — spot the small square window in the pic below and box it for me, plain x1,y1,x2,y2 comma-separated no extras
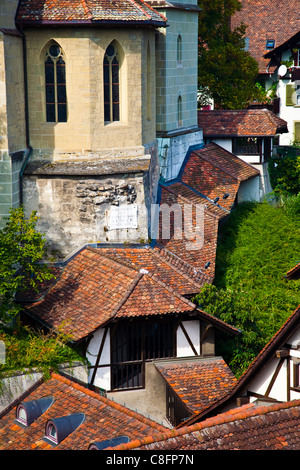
266,39,275,49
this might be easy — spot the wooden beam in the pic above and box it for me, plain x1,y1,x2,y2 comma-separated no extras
90,327,109,386
179,322,198,356
276,349,289,358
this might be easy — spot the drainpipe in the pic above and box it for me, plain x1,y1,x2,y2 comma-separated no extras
18,24,32,206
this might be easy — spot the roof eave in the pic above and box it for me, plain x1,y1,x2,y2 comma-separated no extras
16,19,167,28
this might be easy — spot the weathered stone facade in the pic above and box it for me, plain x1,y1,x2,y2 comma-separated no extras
23,154,158,258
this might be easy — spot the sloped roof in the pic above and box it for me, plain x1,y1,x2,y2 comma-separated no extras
0,372,167,450
178,304,300,426
156,183,224,276
155,143,259,273
155,357,237,416
198,109,288,137
231,0,300,74
180,143,259,211
23,246,197,341
110,398,300,450
22,246,239,341
16,0,167,26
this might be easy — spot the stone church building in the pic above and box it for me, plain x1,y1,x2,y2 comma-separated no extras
0,0,202,258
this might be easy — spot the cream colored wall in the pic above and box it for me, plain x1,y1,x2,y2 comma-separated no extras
24,27,156,160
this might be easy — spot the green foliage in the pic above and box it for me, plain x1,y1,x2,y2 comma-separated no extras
198,0,260,109
268,151,300,196
193,201,300,377
0,207,54,321
0,324,84,377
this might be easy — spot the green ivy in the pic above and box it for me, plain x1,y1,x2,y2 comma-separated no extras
193,201,300,377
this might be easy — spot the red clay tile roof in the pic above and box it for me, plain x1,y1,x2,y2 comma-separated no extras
231,0,300,74
198,109,288,137
16,0,167,26
110,398,300,450
22,245,239,340
155,357,237,416
96,245,211,294
156,183,223,276
286,262,300,280
0,372,167,450
24,246,198,341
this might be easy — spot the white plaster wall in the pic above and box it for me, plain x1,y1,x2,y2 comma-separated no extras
86,327,111,390
248,357,288,402
177,320,200,357
238,176,261,203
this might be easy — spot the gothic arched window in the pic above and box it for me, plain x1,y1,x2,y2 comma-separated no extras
177,35,182,63
45,42,67,122
177,95,182,127
103,43,120,123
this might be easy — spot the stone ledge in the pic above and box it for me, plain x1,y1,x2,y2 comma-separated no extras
24,156,151,176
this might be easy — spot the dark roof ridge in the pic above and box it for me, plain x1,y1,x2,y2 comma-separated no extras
108,398,300,450
162,183,224,218
150,246,205,289
111,271,144,318
50,372,167,432
154,244,211,280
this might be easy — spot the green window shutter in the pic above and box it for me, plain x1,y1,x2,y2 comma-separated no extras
286,84,295,106
294,122,300,143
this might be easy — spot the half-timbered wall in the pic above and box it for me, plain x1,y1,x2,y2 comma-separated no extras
86,316,212,392
246,329,300,403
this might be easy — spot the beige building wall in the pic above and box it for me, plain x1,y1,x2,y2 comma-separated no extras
24,27,157,161
0,0,27,225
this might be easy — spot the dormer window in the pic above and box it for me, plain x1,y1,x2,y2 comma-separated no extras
266,39,275,50
44,413,85,446
15,396,54,427
89,436,130,450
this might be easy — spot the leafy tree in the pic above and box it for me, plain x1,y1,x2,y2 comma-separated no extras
198,0,260,109
0,207,54,322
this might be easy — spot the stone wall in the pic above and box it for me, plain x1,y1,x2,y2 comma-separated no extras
23,155,157,259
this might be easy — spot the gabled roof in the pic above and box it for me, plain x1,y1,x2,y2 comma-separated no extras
22,246,238,341
180,143,260,210
16,0,167,27
22,246,197,341
231,0,300,74
198,109,288,137
0,372,167,450
155,357,237,417
110,398,300,450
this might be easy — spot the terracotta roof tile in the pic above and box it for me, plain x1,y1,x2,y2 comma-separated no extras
0,372,167,450
198,109,288,137
110,399,300,450
231,0,300,74
155,357,237,415
23,246,200,341
179,144,259,212
16,0,167,26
